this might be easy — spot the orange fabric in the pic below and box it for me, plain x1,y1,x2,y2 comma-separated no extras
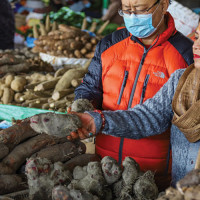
95,13,189,191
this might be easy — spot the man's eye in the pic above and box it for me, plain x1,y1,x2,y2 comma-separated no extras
123,10,132,14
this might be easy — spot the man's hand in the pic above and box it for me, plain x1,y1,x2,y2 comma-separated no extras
67,112,96,140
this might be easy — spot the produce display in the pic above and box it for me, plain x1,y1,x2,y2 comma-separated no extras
0,118,88,195
45,7,119,36
0,58,91,113
157,169,200,200
1,3,199,200
32,24,100,58
25,156,158,200
0,48,54,74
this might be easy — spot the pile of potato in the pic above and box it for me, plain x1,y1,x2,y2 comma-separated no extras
0,59,91,112
32,24,100,58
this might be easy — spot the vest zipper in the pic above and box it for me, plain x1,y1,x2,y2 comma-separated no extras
139,74,150,104
128,48,148,109
118,49,148,164
117,71,129,105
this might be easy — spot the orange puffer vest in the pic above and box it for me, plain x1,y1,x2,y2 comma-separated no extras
95,13,193,190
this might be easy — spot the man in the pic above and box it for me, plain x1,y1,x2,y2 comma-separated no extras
74,0,193,190
0,0,15,50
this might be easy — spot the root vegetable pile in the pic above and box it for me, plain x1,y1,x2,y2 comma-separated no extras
24,156,158,200
0,60,91,112
157,169,200,200
32,24,100,58
0,117,86,195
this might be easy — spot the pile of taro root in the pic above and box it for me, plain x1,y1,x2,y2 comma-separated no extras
0,53,91,112
25,156,158,200
157,169,200,200
32,24,100,59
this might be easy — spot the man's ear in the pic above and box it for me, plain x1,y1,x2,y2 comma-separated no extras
161,0,169,15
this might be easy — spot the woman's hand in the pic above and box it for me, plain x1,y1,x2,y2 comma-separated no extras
67,112,96,140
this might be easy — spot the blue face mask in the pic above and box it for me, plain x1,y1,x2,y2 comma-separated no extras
123,3,163,38
85,2,91,8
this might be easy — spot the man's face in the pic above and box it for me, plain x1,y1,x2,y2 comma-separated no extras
121,0,165,28
193,23,200,69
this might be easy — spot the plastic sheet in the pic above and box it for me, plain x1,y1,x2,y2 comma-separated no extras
0,104,63,122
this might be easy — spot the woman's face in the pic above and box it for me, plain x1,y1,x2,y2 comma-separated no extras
193,23,200,69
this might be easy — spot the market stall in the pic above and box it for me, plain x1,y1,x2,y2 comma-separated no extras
0,0,200,199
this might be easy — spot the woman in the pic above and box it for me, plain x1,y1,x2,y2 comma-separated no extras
67,21,200,186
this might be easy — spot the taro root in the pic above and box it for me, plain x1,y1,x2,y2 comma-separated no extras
134,170,159,200
176,169,200,195
113,157,140,199
26,157,72,200
68,161,106,197
113,179,124,198
52,185,99,200
101,156,122,185
156,187,183,200
30,113,82,138
71,99,94,113
184,185,200,200
122,157,140,185
73,165,88,180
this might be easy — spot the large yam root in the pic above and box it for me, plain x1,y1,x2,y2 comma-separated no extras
26,157,72,200
0,143,9,160
0,174,24,195
0,134,67,174
30,113,82,138
32,141,86,163
64,154,101,172
0,119,38,150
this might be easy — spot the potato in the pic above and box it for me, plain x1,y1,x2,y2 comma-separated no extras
5,74,14,87
11,77,26,92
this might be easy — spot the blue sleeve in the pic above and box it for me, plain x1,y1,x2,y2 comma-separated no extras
87,69,185,139
75,41,103,109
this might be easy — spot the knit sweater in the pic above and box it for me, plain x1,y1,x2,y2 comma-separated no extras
88,68,200,186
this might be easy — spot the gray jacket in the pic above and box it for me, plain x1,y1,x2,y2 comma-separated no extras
88,68,200,186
